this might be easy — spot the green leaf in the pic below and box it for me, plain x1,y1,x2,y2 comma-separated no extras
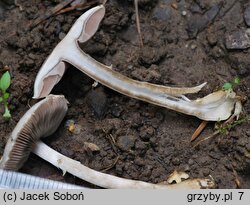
3,92,10,100
0,71,11,93
3,107,11,118
0,97,2,102
222,82,233,90
233,77,241,84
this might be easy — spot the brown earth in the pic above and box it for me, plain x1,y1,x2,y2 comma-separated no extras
0,0,250,188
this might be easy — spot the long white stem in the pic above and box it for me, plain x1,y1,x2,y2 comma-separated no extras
65,45,237,121
33,141,214,189
66,45,206,96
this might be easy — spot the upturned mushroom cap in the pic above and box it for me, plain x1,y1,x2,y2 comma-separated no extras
0,95,68,171
33,5,105,99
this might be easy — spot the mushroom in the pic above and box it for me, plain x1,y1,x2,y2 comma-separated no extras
32,4,242,121
33,140,215,189
0,95,68,170
0,95,215,189
33,4,206,99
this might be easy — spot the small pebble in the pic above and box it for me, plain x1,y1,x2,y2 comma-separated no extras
171,3,178,10
127,65,133,70
225,29,250,50
117,135,136,151
83,142,100,153
59,32,66,40
187,4,220,38
244,7,250,27
188,159,194,165
86,87,107,118
181,11,187,16
190,43,197,50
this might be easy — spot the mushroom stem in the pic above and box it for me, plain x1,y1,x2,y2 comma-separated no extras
33,140,215,189
68,45,207,97
66,43,239,121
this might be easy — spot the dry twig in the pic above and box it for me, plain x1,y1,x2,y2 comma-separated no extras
191,121,208,142
30,0,74,28
134,0,143,47
56,0,99,15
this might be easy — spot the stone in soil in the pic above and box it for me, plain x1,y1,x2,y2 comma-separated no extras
116,135,136,152
187,3,221,38
86,87,107,118
244,6,250,27
225,29,250,50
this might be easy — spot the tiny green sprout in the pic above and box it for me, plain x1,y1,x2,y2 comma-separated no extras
222,82,233,91
233,77,241,85
0,71,11,118
215,115,250,135
222,77,241,91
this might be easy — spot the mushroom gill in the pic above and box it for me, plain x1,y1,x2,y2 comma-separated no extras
0,95,68,171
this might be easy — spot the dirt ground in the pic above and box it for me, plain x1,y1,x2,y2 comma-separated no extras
0,0,250,188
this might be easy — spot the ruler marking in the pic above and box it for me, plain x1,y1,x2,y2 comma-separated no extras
3,170,7,186
0,170,84,189
32,177,36,189
21,174,28,189
6,171,12,188
44,179,49,189
16,172,21,188
12,172,17,188
27,174,31,189
0,170,3,185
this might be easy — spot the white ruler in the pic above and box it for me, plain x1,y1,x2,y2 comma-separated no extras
0,169,86,189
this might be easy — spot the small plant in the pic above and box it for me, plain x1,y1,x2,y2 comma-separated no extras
0,71,11,118
222,77,241,91
215,114,250,135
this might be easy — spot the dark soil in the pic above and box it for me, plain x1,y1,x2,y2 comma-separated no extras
0,0,250,188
